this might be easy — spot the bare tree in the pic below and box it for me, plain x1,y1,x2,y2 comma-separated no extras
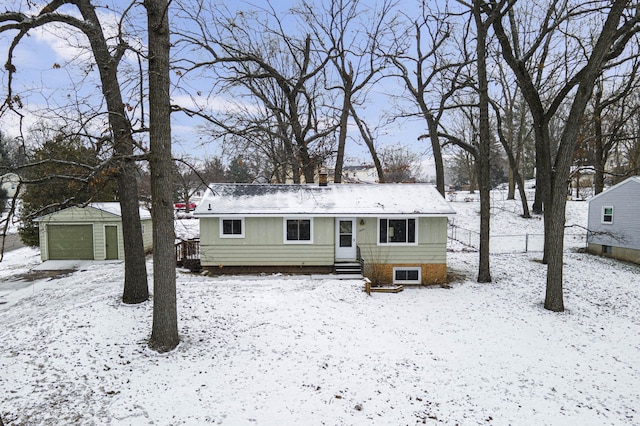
379,144,421,182
0,1,149,303
492,55,534,216
298,0,394,183
145,0,179,352
384,2,474,196
489,0,640,311
174,2,337,183
490,98,532,217
589,61,640,193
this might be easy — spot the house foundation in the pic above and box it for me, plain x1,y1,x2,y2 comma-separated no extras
363,263,447,285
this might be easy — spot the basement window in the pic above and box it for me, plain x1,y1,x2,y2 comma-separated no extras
602,245,612,255
393,267,421,284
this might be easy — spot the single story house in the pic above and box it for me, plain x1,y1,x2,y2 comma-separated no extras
194,183,456,285
586,176,640,264
35,202,152,261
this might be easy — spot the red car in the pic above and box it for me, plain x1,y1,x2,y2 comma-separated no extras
174,202,197,210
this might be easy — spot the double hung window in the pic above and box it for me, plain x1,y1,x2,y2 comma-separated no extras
601,206,614,224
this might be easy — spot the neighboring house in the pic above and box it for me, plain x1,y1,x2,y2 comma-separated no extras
0,172,20,198
35,202,152,261
194,183,455,285
338,165,379,183
190,187,205,205
586,176,640,264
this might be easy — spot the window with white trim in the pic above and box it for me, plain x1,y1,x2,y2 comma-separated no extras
220,218,245,238
393,267,422,284
379,218,417,244
601,206,614,224
284,218,312,243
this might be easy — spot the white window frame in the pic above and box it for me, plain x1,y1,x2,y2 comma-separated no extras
283,218,313,244
377,217,418,246
601,206,614,224
220,217,245,238
393,267,422,284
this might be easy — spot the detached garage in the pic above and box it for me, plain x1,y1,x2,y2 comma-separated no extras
35,202,152,261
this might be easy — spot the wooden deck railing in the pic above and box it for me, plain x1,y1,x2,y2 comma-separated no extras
175,238,200,271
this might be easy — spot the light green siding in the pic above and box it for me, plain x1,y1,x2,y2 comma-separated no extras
356,217,448,264
200,216,448,267
200,217,334,266
141,219,153,252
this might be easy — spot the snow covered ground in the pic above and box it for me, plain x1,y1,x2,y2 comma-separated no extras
1,193,639,425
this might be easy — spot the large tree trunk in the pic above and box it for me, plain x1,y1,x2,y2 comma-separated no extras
473,1,491,283
77,0,148,304
298,142,316,183
425,113,446,196
532,156,544,214
334,88,351,184
146,0,179,352
544,183,567,311
118,160,149,304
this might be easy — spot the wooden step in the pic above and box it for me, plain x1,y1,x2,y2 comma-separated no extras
369,285,404,293
364,278,404,295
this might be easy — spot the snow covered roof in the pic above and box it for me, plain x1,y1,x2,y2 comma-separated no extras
194,183,456,217
34,202,151,221
588,176,640,203
89,202,152,220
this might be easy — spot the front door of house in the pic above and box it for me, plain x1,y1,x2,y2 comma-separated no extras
335,218,356,260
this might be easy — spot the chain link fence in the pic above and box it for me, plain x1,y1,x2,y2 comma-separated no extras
448,224,587,253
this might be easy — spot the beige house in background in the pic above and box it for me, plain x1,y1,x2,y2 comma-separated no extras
35,203,152,261
194,183,455,285
1,172,20,198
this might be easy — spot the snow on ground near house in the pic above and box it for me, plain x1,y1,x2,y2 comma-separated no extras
1,195,639,425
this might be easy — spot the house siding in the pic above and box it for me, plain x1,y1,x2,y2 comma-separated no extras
587,179,640,251
200,215,448,283
200,217,335,266
358,217,448,284
141,219,153,252
357,217,448,264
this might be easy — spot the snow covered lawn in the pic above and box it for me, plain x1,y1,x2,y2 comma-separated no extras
1,197,639,425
